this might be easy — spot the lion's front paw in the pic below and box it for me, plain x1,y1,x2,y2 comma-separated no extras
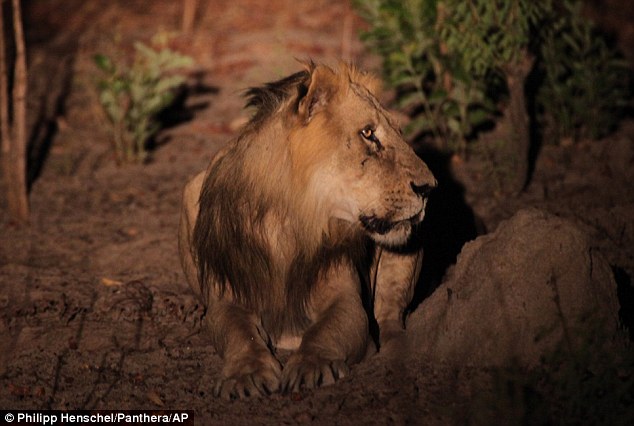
214,351,282,400
281,353,349,393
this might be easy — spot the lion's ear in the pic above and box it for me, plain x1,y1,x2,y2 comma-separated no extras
297,66,337,124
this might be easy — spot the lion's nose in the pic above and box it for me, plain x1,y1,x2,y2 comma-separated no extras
410,181,436,198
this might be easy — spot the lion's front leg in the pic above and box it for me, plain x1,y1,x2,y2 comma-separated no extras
372,248,423,351
281,266,368,393
281,297,368,392
208,302,282,399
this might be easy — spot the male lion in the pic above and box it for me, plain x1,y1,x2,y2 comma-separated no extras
179,62,436,399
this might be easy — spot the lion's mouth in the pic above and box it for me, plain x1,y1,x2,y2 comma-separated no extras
359,210,423,235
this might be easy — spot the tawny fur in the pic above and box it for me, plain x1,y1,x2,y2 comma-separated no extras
179,62,436,399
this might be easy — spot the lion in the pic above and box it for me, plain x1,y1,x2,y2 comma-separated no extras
178,62,436,399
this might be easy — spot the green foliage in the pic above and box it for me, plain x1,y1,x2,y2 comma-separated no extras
355,0,631,153
537,0,631,142
355,0,544,153
439,0,548,77
94,37,193,163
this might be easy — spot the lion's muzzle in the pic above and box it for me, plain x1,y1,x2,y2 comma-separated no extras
359,176,436,247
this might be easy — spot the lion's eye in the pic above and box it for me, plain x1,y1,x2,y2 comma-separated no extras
359,125,383,152
361,127,374,139
360,125,382,151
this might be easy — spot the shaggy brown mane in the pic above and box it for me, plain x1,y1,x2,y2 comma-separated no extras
192,63,378,336
243,69,311,131
194,155,370,334
241,61,381,132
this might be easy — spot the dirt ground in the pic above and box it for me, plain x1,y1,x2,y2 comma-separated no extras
1,0,633,424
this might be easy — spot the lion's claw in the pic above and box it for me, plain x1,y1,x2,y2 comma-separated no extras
281,354,349,393
213,373,279,399
214,352,281,400
214,370,281,400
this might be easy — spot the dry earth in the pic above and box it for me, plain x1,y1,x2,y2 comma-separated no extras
1,1,633,424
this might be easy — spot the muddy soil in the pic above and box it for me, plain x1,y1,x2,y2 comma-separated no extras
1,1,632,424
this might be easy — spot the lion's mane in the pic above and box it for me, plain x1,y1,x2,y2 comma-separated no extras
192,63,377,336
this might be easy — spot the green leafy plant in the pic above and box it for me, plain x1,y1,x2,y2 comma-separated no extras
537,0,631,143
355,0,631,189
438,0,549,189
94,37,193,163
355,0,484,154
355,0,547,154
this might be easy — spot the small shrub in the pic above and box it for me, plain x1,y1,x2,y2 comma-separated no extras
354,0,545,154
355,0,631,155
536,0,631,143
94,37,193,163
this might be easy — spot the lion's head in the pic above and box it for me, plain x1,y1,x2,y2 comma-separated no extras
286,63,437,247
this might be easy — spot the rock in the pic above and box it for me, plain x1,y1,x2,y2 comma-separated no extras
406,208,620,367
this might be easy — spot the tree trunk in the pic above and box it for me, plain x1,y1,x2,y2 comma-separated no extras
1,1,10,158
1,0,29,223
503,50,534,193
